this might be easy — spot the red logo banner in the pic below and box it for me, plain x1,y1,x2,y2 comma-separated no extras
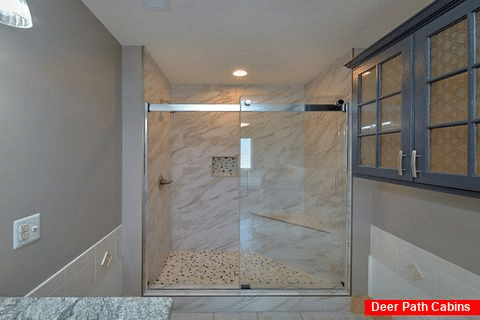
365,300,480,316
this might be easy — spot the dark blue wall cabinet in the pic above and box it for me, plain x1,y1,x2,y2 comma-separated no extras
347,0,480,194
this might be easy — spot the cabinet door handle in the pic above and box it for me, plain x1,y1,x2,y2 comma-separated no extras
398,150,404,176
411,150,418,178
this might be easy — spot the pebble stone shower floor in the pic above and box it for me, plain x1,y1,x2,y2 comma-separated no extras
151,250,341,289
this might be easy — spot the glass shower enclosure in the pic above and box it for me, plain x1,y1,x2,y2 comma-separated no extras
238,97,348,290
145,97,350,293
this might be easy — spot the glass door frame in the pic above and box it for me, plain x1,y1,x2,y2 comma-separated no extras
143,102,352,296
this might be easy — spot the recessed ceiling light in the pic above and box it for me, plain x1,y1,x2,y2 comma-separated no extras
233,69,248,77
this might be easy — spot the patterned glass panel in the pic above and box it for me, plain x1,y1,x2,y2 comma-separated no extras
477,124,480,176
381,55,402,96
360,135,376,167
477,12,480,63
360,103,376,134
380,94,401,131
361,68,376,103
380,132,401,169
430,72,468,124
430,18,468,78
430,125,468,175
477,68,480,118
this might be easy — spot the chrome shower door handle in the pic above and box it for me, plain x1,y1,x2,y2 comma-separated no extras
398,150,404,176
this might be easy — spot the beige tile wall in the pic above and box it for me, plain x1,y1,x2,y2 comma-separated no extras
304,50,352,279
144,48,173,284
26,226,122,297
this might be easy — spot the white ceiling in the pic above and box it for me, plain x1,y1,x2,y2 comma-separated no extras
81,0,433,85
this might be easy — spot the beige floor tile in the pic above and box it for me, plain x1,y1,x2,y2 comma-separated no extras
171,312,214,320
301,311,374,320
257,312,302,320
214,313,258,320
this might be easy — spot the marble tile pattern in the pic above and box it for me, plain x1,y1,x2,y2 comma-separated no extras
304,50,353,105
170,84,305,104
146,112,173,284
238,112,345,283
249,211,330,232
0,297,173,320
240,112,305,217
144,48,171,103
240,213,343,285
171,296,351,312
151,250,337,290
304,111,348,279
171,112,240,250
171,312,374,320
304,50,351,282
164,73,351,284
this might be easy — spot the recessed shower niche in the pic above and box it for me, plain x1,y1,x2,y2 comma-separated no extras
212,156,238,177
144,98,351,295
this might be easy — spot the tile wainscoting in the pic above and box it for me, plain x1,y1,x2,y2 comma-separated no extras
369,225,480,319
25,225,122,297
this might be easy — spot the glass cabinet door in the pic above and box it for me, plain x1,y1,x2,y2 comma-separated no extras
353,38,412,180
414,2,480,191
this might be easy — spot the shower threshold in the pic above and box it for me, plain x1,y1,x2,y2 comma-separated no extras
144,288,349,297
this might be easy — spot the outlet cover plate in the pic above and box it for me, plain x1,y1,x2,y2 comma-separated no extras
13,213,40,250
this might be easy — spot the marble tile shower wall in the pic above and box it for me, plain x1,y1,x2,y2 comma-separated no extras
167,81,351,278
303,50,353,279
147,112,173,284
171,112,240,250
304,50,353,105
169,85,306,252
240,112,305,216
170,84,305,104
144,48,171,104
144,49,172,283
303,112,347,276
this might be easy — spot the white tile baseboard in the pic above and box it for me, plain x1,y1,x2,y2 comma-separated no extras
370,225,480,300
26,225,122,297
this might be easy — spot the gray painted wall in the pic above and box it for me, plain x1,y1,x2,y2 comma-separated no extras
0,0,122,296
352,177,480,295
351,178,374,295
121,46,144,296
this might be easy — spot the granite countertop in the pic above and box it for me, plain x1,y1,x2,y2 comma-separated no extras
0,297,173,320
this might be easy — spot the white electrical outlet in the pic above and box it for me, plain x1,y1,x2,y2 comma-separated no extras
13,213,40,250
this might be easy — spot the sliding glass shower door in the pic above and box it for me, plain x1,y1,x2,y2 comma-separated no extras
239,97,348,290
